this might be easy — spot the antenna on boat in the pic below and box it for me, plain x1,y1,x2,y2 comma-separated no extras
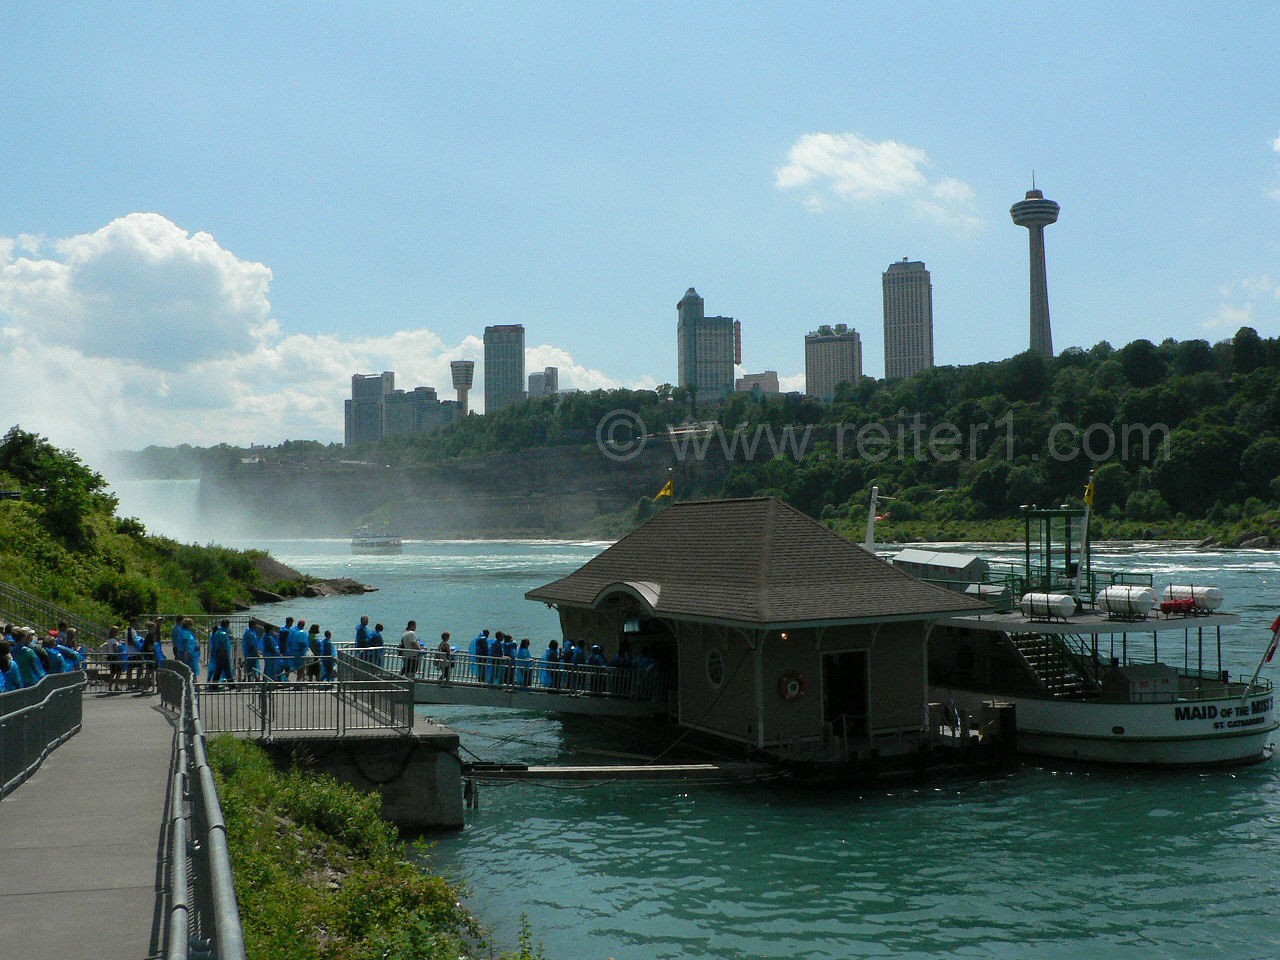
1074,470,1096,599
864,485,896,552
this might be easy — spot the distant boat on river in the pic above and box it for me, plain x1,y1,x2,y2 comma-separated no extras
351,525,402,554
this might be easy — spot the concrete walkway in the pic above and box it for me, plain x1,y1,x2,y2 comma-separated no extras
0,690,175,960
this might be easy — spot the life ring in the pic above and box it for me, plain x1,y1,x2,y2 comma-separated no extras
778,671,807,701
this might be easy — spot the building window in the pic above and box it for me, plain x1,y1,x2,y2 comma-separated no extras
706,648,726,688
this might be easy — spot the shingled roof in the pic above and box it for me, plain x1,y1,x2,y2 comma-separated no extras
526,497,989,628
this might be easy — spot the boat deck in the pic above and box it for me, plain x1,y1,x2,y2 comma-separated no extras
938,610,1240,635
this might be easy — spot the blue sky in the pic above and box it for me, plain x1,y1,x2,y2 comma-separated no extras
2,3,1277,454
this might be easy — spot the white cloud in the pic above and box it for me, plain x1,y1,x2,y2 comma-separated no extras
778,372,806,393
0,214,637,458
1273,132,1280,152
775,132,980,231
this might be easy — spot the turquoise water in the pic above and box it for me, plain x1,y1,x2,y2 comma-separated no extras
237,539,1280,960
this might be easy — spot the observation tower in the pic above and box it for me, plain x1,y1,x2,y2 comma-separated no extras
450,360,474,417
1010,185,1060,357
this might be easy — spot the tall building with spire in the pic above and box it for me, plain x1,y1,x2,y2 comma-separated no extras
1010,184,1060,356
483,324,525,412
882,259,934,379
677,287,738,400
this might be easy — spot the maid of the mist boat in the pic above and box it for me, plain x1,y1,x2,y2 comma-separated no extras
908,478,1277,766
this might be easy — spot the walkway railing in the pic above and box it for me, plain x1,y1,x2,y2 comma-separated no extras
375,647,670,702
0,579,110,642
186,651,413,738
158,661,247,960
0,670,86,798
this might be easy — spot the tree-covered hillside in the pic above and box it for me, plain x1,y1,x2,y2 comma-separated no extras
0,427,290,625
123,328,1280,544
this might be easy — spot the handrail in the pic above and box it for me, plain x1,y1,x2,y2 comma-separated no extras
159,661,246,960
0,670,86,797
0,579,111,642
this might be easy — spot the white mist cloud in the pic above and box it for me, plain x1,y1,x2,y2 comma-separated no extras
775,132,980,231
0,214,636,458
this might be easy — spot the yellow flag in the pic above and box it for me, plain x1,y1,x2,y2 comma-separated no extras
655,478,674,500
1083,480,1095,507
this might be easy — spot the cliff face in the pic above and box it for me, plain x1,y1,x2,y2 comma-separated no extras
197,443,728,538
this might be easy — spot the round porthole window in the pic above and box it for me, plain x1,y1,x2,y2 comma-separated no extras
706,648,726,688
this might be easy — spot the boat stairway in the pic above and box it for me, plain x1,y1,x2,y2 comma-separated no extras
1008,633,1097,700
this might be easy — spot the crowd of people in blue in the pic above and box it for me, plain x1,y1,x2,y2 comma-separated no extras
0,622,89,691
0,611,665,700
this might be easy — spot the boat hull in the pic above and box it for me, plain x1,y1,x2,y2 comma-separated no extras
942,688,1277,767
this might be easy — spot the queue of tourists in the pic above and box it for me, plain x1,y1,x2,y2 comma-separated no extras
2,612,665,701
0,622,88,692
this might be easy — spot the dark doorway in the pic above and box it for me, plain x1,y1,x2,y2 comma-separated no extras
823,650,869,738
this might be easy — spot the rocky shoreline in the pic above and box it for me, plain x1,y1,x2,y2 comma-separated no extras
248,554,377,605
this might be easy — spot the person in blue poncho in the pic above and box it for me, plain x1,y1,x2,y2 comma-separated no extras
355,615,371,662
241,621,263,679
262,626,284,681
286,620,309,680
170,619,186,666
13,628,46,688
369,622,385,669
470,630,490,683
540,639,561,690
208,619,234,684
0,639,22,691
177,619,200,679
318,629,336,681
515,638,533,686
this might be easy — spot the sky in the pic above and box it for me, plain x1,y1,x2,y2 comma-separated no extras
2,2,1278,459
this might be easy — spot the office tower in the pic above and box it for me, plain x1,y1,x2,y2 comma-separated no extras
1010,185,1060,356
882,259,934,379
450,360,475,417
804,324,863,400
344,371,394,445
677,287,738,401
483,324,525,413
735,371,780,394
527,366,559,398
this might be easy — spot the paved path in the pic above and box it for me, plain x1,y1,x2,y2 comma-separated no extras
0,690,174,960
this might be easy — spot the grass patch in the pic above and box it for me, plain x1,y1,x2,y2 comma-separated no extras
208,736,546,959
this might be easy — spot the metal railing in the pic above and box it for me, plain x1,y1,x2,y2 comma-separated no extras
0,670,86,798
374,647,670,702
159,661,246,960
190,652,413,739
0,580,111,643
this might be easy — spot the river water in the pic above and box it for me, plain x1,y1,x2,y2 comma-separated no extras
233,538,1280,960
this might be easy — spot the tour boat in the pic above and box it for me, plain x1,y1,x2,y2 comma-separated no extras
350,525,403,554
903,502,1277,767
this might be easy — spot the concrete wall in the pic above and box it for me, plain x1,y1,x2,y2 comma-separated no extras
262,733,464,831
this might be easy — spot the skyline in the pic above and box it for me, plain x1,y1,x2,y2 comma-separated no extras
1,4,1278,458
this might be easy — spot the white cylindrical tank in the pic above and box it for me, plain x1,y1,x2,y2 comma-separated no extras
1096,585,1157,618
1019,592,1076,620
1161,585,1224,611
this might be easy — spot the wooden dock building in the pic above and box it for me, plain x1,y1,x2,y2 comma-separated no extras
526,497,993,768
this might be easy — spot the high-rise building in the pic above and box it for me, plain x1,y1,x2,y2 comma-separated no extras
344,371,457,445
450,360,475,417
804,324,863,400
344,371,394,445
735,370,780,394
882,259,934,379
1010,185,1060,356
677,287,738,401
527,366,559,398
483,324,525,413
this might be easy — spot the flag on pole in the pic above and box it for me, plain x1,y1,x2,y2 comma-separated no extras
655,478,674,500
1266,615,1280,663
1083,479,1096,507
